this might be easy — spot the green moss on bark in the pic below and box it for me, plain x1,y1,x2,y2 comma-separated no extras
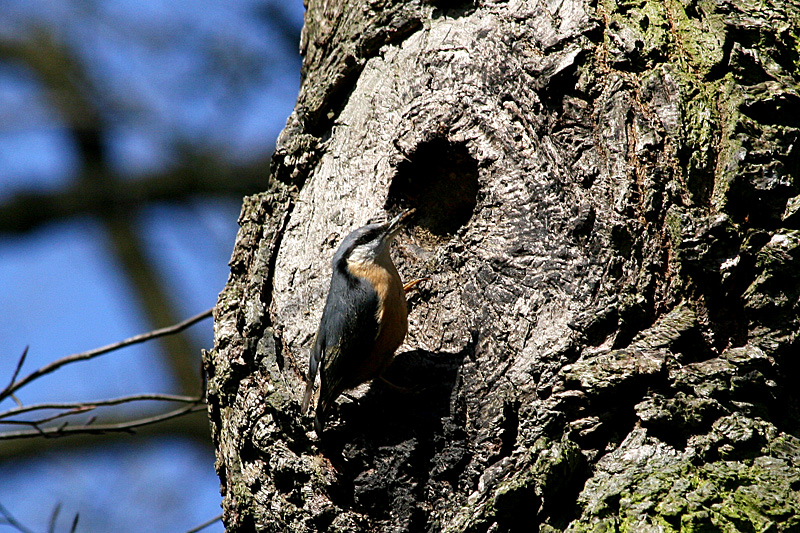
568,417,800,532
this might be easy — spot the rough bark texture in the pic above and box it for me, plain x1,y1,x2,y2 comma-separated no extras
206,0,800,531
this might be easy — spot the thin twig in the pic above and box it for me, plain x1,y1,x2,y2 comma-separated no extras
0,308,212,402
0,393,202,420
0,403,206,441
69,513,80,533
4,347,28,396
0,409,94,427
185,513,223,533
0,501,34,533
47,503,61,533
0,394,203,428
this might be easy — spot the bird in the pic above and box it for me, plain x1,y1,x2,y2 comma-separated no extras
301,209,415,434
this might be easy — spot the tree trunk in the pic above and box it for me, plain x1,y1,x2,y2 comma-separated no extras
206,0,800,531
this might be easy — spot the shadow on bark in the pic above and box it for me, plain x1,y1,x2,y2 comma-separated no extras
317,348,469,529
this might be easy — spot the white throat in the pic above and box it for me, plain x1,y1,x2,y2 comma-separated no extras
348,240,389,266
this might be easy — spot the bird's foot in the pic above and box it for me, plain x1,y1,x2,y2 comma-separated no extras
403,277,429,294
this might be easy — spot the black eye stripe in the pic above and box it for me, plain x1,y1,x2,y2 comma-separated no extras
356,229,381,245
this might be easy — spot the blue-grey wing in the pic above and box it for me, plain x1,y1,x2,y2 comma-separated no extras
301,335,322,413
316,273,379,410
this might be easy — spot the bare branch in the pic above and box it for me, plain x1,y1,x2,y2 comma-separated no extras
185,513,223,533
48,503,61,533
0,403,207,441
0,408,94,427
0,501,34,533
0,393,203,430
0,393,202,421
0,308,212,402
4,347,28,395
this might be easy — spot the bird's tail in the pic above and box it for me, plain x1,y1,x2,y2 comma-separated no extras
313,398,329,435
303,379,328,435
314,413,324,435
302,341,322,414
301,379,315,414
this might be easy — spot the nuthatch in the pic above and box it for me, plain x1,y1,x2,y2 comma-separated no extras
301,209,415,433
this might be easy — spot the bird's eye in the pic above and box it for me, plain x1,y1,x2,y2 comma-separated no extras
356,229,380,245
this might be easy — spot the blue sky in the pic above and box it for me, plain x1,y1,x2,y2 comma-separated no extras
0,1,304,531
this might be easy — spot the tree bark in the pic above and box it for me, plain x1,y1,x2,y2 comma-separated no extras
206,0,800,531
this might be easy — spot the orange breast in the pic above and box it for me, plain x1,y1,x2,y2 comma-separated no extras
347,251,407,382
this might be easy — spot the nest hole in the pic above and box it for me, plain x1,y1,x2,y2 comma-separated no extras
387,139,479,242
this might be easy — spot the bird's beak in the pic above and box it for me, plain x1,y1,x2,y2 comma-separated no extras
384,208,415,240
